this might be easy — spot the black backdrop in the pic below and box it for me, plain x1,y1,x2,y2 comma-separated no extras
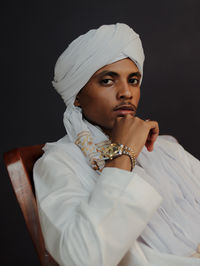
1,0,200,265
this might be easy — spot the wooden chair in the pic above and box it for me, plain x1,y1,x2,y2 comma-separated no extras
3,145,59,266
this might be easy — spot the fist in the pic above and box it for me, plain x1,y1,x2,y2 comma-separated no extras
110,115,159,157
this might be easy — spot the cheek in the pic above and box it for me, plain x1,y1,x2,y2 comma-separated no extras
137,90,141,102
134,88,140,104
81,88,114,110
80,91,115,123
82,96,108,117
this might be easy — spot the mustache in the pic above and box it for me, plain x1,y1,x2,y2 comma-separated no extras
113,102,137,112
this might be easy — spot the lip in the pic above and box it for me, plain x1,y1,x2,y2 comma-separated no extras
113,104,136,116
114,109,135,116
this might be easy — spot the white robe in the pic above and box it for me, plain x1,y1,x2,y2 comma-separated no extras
33,135,200,266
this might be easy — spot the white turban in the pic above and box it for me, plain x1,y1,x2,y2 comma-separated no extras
52,23,145,106
52,23,145,171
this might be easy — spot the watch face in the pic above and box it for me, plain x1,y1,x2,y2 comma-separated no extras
102,143,122,159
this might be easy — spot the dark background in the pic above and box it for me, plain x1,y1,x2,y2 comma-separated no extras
1,0,200,265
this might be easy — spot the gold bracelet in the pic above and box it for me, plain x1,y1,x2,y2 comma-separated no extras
120,144,136,171
102,143,136,171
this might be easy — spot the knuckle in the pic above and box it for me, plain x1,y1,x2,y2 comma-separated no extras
135,117,143,124
116,117,122,122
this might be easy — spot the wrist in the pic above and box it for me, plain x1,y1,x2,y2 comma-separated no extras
105,155,133,171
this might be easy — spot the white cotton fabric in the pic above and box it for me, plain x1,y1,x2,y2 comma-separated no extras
33,135,200,266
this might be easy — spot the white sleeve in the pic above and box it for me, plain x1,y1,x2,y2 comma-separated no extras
33,150,162,266
180,147,200,187
159,136,200,188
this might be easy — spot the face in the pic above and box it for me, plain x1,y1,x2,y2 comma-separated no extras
75,58,141,135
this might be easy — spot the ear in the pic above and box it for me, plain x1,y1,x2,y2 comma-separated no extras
74,95,81,107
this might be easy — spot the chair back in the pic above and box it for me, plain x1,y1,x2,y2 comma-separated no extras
4,145,59,266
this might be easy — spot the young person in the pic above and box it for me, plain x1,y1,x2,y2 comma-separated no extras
33,23,200,266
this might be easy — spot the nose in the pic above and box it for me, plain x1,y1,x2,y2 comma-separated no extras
116,82,132,100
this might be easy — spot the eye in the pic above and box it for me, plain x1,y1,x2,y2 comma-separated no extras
129,78,139,85
100,79,113,85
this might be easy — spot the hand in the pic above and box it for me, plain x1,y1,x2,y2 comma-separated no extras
110,115,159,158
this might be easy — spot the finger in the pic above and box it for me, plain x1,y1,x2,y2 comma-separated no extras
147,121,159,135
145,121,159,151
145,141,153,152
122,113,134,119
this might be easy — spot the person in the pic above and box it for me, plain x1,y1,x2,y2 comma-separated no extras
33,23,200,266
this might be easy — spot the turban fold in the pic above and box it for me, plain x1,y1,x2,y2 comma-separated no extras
52,23,145,106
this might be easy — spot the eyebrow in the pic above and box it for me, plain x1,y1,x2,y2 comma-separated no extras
94,70,141,79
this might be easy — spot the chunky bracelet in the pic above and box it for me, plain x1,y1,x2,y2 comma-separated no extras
102,143,136,172
120,144,136,171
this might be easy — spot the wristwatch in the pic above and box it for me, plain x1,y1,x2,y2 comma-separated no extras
102,143,136,171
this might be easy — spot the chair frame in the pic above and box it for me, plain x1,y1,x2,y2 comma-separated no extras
4,145,58,266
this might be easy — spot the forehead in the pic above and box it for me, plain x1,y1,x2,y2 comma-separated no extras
94,58,139,77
